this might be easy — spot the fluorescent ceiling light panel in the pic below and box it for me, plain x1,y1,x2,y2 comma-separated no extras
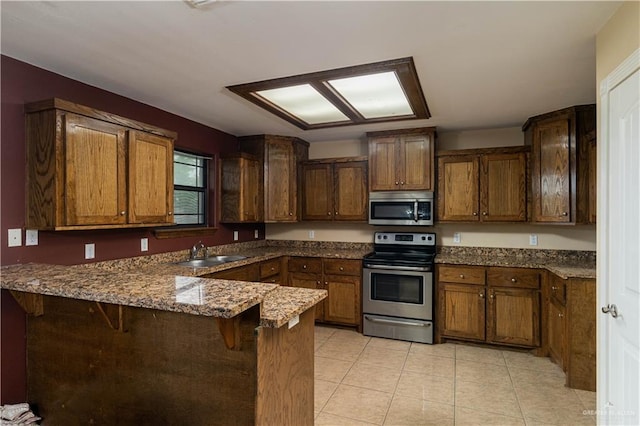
328,72,413,119
256,84,349,125
226,57,429,130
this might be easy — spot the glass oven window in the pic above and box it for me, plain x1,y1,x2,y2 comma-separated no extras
371,202,414,220
371,273,424,304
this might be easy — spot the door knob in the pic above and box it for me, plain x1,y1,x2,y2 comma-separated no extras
602,304,619,318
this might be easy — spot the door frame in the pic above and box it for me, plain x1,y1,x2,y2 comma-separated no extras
597,47,640,423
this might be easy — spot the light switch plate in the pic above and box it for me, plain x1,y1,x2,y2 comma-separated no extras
8,229,22,247
529,234,538,246
254,229,259,239
453,232,461,244
309,230,315,239
85,243,95,259
141,238,149,252
25,229,38,246
233,231,239,241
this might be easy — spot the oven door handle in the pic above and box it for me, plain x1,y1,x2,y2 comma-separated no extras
414,200,419,222
364,264,431,272
364,316,431,328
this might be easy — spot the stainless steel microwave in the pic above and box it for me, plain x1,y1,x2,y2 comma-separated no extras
368,191,434,226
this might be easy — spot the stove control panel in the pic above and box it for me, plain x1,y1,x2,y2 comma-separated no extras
374,232,436,246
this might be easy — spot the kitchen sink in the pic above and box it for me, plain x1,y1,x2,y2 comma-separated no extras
173,255,248,268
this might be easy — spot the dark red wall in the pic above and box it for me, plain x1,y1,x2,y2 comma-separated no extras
0,55,265,403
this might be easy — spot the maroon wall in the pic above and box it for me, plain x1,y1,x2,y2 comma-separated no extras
0,55,266,403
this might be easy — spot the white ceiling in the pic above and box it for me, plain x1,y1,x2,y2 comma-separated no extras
1,1,620,143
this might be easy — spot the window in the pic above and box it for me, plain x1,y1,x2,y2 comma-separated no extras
173,150,209,226
226,57,430,130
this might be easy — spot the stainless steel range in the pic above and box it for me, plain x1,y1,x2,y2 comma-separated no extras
362,231,436,344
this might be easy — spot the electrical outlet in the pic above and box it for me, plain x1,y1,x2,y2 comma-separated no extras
8,229,22,247
85,243,95,259
453,232,461,244
25,229,38,246
233,231,239,241
141,238,149,252
309,230,315,239
254,229,259,239
529,234,538,246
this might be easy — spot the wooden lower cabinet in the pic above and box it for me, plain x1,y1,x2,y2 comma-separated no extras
288,257,361,329
545,273,595,391
203,263,260,281
437,265,541,349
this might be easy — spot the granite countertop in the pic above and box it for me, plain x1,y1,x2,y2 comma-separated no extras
435,253,596,279
0,263,278,319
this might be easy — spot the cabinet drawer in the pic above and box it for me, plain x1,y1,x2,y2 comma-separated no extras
288,257,322,274
323,259,361,276
438,265,485,285
487,267,540,289
260,258,281,279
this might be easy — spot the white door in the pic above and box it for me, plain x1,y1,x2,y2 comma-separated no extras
598,48,640,425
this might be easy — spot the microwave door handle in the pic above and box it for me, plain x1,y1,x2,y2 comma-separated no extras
414,200,419,222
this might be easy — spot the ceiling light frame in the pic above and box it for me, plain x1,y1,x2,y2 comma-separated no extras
226,57,430,130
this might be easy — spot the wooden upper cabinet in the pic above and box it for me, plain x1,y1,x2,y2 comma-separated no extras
220,153,263,223
25,99,177,230
239,135,309,222
302,158,368,221
523,105,596,224
437,147,527,222
128,131,174,224
367,127,435,191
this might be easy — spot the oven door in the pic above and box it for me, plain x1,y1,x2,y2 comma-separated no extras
362,266,432,320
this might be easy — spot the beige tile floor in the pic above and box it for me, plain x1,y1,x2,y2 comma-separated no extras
314,326,596,426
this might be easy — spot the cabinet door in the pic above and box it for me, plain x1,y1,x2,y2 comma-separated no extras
323,274,360,326
401,134,434,190
368,137,399,191
532,118,571,222
439,283,485,341
265,140,296,221
128,131,174,224
481,153,527,222
221,156,262,223
302,163,333,220
64,114,127,226
548,299,566,370
437,155,480,221
487,287,540,347
334,161,368,221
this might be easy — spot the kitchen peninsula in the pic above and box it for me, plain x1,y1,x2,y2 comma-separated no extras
1,258,327,425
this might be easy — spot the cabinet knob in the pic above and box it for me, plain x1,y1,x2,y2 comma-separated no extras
335,211,339,215
289,212,293,216
400,181,405,185
561,212,568,216
339,267,344,271
316,280,321,285
328,212,332,216
120,211,126,216
511,278,517,283
482,212,487,216
395,181,399,185
459,274,464,278
168,211,173,216
551,286,558,291
303,265,307,269
479,292,484,298
489,293,494,299
324,281,328,285
558,313,564,318
270,267,275,271
473,212,478,216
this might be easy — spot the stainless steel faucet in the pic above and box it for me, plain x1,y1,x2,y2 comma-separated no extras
190,241,206,260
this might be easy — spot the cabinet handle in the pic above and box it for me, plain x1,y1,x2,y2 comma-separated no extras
511,278,517,283
561,212,568,216
482,212,487,216
120,211,126,216
473,212,478,216
479,292,485,298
